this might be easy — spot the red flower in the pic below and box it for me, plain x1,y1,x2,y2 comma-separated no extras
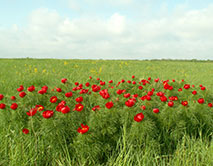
105,101,113,109
92,105,100,111
208,103,213,107
61,78,67,84
26,108,37,116
74,103,84,112
183,84,190,89
42,86,48,91
138,86,143,90
22,128,29,134
19,92,26,98
155,78,159,82
134,113,144,122
61,106,70,114
132,75,135,79
181,101,188,106
65,92,73,97
132,81,136,84
125,99,135,107
0,103,6,109
42,110,54,119
109,80,113,83
17,86,24,92
77,124,89,134
50,96,58,103
198,98,204,104
124,93,131,98
76,96,83,103
0,94,4,100
153,108,159,113
140,105,146,110
192,91,197,95
160,96,167,102
168,101,174,107
35,105,44,111
178,88,182,92
85,82,90,87
11,96,16,100
38,89,46,94
201,87,206,90
56,88,62,92
11,103,18,110
27,85,35,92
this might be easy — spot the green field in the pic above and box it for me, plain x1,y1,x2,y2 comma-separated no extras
0,59,213,166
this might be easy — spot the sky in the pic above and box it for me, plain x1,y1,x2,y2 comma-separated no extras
0,0,213,60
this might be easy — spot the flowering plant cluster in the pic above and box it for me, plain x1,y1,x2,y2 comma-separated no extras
0,75,212,136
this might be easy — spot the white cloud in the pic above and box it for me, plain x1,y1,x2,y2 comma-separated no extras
0,5,213,59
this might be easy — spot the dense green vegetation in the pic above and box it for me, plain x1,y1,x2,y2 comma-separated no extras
0,59,212,166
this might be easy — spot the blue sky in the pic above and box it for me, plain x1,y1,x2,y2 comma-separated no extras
0,0,213,59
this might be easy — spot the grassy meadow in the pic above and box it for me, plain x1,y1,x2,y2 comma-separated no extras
0,59,213,166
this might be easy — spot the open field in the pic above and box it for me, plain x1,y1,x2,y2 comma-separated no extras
0,59,213,166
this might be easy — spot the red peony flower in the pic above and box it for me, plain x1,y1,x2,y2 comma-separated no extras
153,108,159,113
11,103,18,110
198,98,204,104
109,80,113,83
77,124,89,134
19,92,26,98
181,101,188,106
192,90,197,95
85,82,90,87
201,87,206,90
183,84,190,89
178,88,182,92
17,86,24,92
134,113,144,122
61,106,70,114
0,94,4,100
105,101,114,109
160,96,167,102
124,93,131,98
42,110,54,119
76,96,83,103
138,86,143,90
27,85,35,92
74,103,84,112
61,78,67,84
125,99,135,107
208,103,213,107
38,89,46,94
168,101,174,107
141,105,146,110
92,105,100,111
22,128,29,134
65,91,73,97
26,108,37,116
11,96,16,100
154,78,159,82
50,96,58,103
0,103,6,109
56,88,62,92
35,105,44,111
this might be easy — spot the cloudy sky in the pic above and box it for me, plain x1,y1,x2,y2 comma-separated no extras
0,0,213,59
